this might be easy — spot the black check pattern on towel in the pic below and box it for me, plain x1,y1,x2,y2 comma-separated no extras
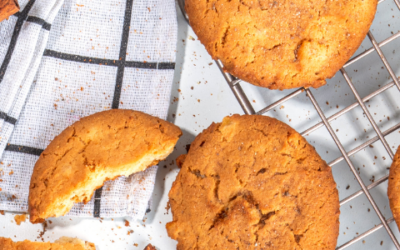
0,111,17,125
5,144,43,156
1,3,175,127
0,0,177,218
26,16,51,31
43,50,175,69
0,1,37,84
0,2,50,126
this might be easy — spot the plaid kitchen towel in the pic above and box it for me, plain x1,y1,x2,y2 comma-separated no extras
0,0,177,219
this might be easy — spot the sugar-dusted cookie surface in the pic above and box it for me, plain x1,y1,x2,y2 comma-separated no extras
29,109,181,223
388,146,400,231
186,0,377,89
0,236,95,250
167,115,339,249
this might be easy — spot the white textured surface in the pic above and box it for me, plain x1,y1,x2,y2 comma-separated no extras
1,1,400,250
0,0,177,220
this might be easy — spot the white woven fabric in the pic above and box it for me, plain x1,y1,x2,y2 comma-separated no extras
0,0,177,220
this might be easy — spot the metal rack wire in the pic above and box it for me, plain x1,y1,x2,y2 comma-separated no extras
178,0,400,249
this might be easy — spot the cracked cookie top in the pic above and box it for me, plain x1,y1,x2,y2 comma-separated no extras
0,236,96,250
388,147,400,231
167,115,339,249
185,0,377,90
28,109,181,223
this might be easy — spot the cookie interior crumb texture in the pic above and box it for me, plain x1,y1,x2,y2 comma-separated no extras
185,0,377,89
0,236,95,250
28,109,182,223
167,115,340,249
388,146,400,231
13,214,27,225
144,243,157,250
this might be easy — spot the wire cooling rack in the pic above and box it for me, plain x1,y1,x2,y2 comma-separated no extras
178,0,400,249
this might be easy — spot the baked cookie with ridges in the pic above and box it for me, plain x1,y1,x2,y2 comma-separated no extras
0,236,95,250
167,115,339,249
185,0,377,90
29,109,181,223
388,146,400,230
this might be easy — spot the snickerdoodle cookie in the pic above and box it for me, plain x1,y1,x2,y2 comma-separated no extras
0,236,95,250
29,109,181,223
167,115,339,249
186,0,377,89
388,146,400,231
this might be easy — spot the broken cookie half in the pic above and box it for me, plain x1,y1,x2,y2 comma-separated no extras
0,236,95,250
29,109,181,223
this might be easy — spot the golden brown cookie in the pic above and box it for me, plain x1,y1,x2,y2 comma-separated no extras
144,244,156,250
388,146,400,230
186,0,377,90
0,0,20,23
167,115,340,249
29,109,181,223
0,236,95,250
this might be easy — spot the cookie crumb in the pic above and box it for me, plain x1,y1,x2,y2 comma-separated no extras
14,214,27,225
144,244,156,250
